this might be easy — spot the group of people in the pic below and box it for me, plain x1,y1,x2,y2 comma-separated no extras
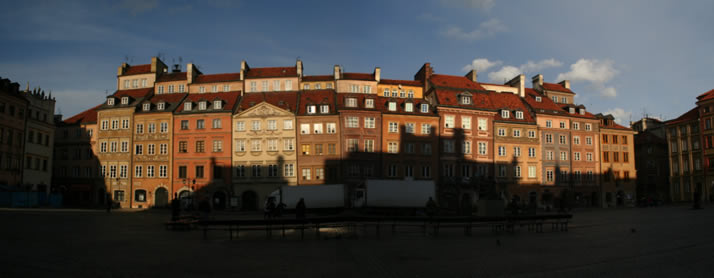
264,197,306,219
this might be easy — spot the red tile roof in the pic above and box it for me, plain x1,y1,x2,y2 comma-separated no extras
112,87,154,99
245,67,297,78
156,72,187,82
123,64,151,76
429,74,486,91
559,104,598,119
379,79,422,86
149,93,187,104
176,91,241,113
489,92,535,123
302,75,334,82
194,73,241,83
431,88,494,110
342,72,374,81
541,82,574,94
336,93,380,111
237,92,298,113
696,89,714,102
666,107,699,126
63,104,102,124
297,90,336,115
523,88,566,113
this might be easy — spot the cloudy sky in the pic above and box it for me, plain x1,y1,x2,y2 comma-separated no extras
1,0,712,124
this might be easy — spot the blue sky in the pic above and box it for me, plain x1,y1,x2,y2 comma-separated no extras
1,0,712,124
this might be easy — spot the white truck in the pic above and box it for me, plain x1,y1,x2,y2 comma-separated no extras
269,184,346,209
356,179,436,208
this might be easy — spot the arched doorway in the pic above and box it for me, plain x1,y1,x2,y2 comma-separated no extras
179,190,192,209
155,188,169,208
213,191,227,210
241,191,258,211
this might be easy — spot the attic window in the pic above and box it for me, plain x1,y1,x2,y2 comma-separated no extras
421,104,429,113
579,108,585,115
107,98,115,106
535,96,542,102
365,99,374,108
405,102,413,112
346,97,357,107
121,97,129,105
501,110,510,119
388,102,397,111
214,100,222,110
515,111,523,119
307,105,316,114
184,102,192,111
157,102,165,110
569,107,575,114
460,95,471,105
142,103,150,111
199,101,207,110
320,105,329,113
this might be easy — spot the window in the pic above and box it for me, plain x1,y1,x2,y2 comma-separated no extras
100,142,107,153
251,120,260,131
119,165,127,178
613,135,619,144
363,85,371,94
181,120,189,130
388,142,399,153
574,152,581,161
546,151,553,160
213,140,223,152
147,123,155,133
478,142,487,155
444,140,455,153
478,118,487,131
114,191,125,202
526,130,535,138
559,135,567,144
320,105,329,113
302,168,311,180
198,101,207,110
286,80,293,90
136,124,144,134
423,143,433,155
274,80,281,91
250,82,256,92
546,120,552,128
405,103,413,112
546,170,554,182
178,166,187,179
135,144,143,155
327,123,336,134
613,152,620,162
585,124,592,131
498,165,507,177
284,139,294,151
364,139,374,153
462,117,472,129
404,123,415,134
514,166,522,178
623,152,629,162
159,165,167,178
573,136,580,145
300,124,310,134
101,120,109,130
235,140,246,152
603,151,609,162
421,104,429,113
461,95,471,104
501,110,509,118
147,165,155,178
135,165,142,178
179,84,185,92
528,148,536,157
445,115,454,128
142,103,150,111
251,140,261,151
346,117,359,128
497,128,506,137
194,119,204,130
364,117,375,128
421,124,432,134
121,97,129,105
365,99,374,108
195,141,205,153
560,152,568,161
513,129,521,137
160,144,167,154
213,100,222,110
586,137,592,145
462,141,471,154
559,122,566,129
311,123,323,134
120,141,127,152
147,144,155,155
498,146,506,156
262,120,274,131
262,81,269,92
307,105,316,114
346,98,357,107
328,144,336,155
586,153,593,161
406,143,415,153
284,164,294,177
388,102,397,111
199,86,205,93
196,165,204,178
168,85,175,93
422,166,431,178
389,122,399,133
184,102,192,111
535,96,541,102
314,144,323,155
572,122,579,130
160,122,168,133
301,144,311,155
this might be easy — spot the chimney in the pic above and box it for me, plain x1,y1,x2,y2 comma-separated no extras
117,63,128,76
414,62,433,82
558,80,570,89
296,60,303,78
333,65,341,80
532,74,543,90
187,63,201,84
151,57,167,74
506,74,526,97
374,67,381,82
172,64,181,73
240,60,249,81
465,69,477,82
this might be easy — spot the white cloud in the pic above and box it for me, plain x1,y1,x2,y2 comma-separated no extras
601,87,617,98
604,108,632,125
462,58,501,72
443,19,507,41
520,59,563,72
442,0,495,10
557,59,617,84
488,66,521,83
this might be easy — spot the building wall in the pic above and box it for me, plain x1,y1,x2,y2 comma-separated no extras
301,81,335,91
339,110,382,182
436,107,495,182
244,77,299,93
493,122,541,200
132,112,173,208
118,73,156,91
336,80,377,94
600,129,636,206
53,123,103,205
667,122,703,202
23,92,56,192
376,84,423,99
155,80,188,94
189,81,243,94
0,88,27,187
296,114,341,185
232,103,297,208
97,107,135,208
381,114,439,180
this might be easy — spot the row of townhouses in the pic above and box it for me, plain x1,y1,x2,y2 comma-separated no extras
0,77,56,193
52,57,637,210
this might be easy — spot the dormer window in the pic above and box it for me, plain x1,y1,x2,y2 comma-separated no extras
157,102,165,110
460,95,471,104
184,102,192,111
569,107,575,114
515,111,523,119
421,104,429,113
214,100,222,110
121,97,129,105
346,97,357,107
304,84,310,90
199,101,207,110
405,103,413,112
388,102,397,111
501,110,510,118
307,105,316,114
365,99,374,108
552,96,558,103
107,98,115,106
320,105,329,113
142,103,150,111
579,108,585,115
535,96,542,102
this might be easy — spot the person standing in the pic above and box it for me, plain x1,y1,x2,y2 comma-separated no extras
296,198,306,219
171,193,180,221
